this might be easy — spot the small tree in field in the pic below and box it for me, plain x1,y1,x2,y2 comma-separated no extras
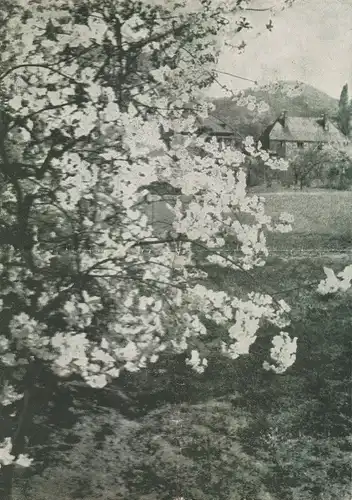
0,0,296,497
289,144,350,190
290,146,326,189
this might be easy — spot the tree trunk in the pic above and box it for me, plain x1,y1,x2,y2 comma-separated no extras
293,170,299,188
0,387,32,500
0,464,15,500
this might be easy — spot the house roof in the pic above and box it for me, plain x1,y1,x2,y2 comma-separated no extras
198,114,236,135
269,116,347,144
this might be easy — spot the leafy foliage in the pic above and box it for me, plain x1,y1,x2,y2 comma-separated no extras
288,145,352,190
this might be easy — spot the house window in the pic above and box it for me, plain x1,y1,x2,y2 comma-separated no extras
297,142,304,148
280,141,285,147
220,137,232,147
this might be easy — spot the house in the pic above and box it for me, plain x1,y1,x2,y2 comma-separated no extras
197,114,240,146
259,111,349,158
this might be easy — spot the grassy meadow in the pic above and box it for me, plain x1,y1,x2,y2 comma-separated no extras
260,189,352,254
261,189,352,235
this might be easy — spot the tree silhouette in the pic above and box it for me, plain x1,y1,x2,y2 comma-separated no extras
338,83,350,136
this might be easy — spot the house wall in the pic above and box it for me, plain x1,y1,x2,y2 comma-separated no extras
269,139,324,158
269,139,286,157
140,195,194,236
286,141,305,157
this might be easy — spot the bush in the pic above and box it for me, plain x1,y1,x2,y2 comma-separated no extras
325,163,352,190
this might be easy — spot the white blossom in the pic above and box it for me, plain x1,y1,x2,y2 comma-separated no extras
0,383,24,406
0,437,32,468
186,350,208,374
15,454,33,467
263,332,297,374
0,0,298,473
0,438,15,467
317,266,350,295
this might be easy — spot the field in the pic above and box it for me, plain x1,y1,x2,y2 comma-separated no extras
260,190,352,256
150,188,352,252
243,189,352,307
261,190,352,236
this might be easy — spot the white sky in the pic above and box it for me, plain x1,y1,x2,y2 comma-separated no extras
208,0,352,99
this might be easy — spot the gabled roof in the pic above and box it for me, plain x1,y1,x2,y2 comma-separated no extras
198,114,235,135
269,116,347,144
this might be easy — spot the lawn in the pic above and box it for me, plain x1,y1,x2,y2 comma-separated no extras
260,189,352,236
258,190,352,253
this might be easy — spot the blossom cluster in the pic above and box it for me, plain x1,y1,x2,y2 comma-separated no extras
0,438,32,469
317,265,352,295
263,331,298,374
0,0,297,472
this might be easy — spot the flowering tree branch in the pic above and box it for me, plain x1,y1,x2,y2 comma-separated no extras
0,0,298,496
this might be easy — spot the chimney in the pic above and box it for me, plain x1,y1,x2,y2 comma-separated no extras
322,113,328,131
280,110,287,127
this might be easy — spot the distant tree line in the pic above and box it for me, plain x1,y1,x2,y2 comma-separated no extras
246,145,352,191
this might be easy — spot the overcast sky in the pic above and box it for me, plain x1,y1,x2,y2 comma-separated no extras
208,0,352,99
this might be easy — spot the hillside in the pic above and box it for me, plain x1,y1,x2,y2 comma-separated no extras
209,81,339,140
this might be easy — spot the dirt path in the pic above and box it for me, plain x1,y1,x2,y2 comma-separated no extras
269,249,352,261
256,190,352,197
